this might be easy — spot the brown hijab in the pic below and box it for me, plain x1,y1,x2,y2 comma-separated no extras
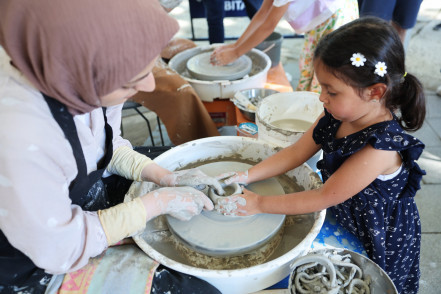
0,0,178,114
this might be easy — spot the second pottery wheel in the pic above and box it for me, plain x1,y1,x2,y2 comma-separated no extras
186,52,252,81
166,161,286,257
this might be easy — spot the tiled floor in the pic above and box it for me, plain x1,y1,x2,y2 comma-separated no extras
122,1,441,293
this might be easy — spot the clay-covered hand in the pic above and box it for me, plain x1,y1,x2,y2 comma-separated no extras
215,187,259,216
216,170,249,185
159,168,224,195
210,45,239,66
211,43,234,57
143,187,214,221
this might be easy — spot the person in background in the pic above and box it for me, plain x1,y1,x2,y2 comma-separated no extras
201,0,263,44
210,0,358,93
217,17,426,293
0,0,222,293
129,0,220,145
358,0,423,45
159,0,184,12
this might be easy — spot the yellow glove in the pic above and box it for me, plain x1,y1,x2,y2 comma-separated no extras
98,187,214,245
98,197,147,245
106,146,153,181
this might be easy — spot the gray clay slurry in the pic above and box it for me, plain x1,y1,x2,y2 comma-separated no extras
166,161,286,257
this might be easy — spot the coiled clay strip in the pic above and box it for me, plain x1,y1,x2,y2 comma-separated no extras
290,251,371,294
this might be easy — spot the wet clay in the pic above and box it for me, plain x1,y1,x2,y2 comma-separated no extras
135,213,316,270
166,161,286,258
172,225,285,270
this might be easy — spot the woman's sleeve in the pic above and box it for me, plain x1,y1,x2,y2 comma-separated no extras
105,103,133,151
0,105,108,274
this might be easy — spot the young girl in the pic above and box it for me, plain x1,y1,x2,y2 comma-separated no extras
218,16,426,293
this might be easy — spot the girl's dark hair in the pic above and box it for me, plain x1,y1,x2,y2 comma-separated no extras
314,16,426,132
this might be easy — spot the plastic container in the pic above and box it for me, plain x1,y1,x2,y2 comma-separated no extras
237,122,258,138
168,45,271,102
232,88,279,122
288,248,398,294
126,136,326,294
256,91,322,147
255,32,283,68
256,91,323,169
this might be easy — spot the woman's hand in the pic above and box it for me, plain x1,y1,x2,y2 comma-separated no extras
141,187,214,221
215,187,260,216
159,168,224,195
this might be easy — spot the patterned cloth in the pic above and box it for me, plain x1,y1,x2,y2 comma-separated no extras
296,0,359,93
58,243,158,294
313,110,425,294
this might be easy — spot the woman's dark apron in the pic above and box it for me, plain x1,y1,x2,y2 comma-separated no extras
0,95,220,294
0,95,125,292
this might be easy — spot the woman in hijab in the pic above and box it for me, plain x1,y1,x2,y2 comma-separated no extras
0,0,222,293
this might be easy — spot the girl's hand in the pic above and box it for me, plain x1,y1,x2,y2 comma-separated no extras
159,168,224,195
142,187,214,221
211,43,234,54
216,170,249,185
215,187,260,216
210,46,239,66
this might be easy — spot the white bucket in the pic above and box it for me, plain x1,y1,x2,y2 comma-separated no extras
126,137,325,294
168,45,271,102
256,91,323,147
256,91,323,169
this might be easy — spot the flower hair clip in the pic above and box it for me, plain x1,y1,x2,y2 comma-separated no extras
374,62,387,77
350,53,366,67
350,53,388,77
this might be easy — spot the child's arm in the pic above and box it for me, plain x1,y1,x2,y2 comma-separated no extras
247,119,322,183
220,112,324,185
232,143,401,216
234,0,287,51
241,112,324,184
211,0,288,65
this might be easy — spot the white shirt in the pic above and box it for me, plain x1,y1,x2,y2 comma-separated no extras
273,0,345,33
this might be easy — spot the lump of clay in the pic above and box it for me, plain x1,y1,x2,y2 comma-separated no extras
208,182,241,204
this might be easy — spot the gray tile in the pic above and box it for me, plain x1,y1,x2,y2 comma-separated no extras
412,124,441,148
427,118,441,140
417,0,441,22
419,233,441,294
417,147,441,184
425,91,441,119
406,19,441,91
414,184,441,233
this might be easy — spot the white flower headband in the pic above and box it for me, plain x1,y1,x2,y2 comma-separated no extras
350,53,387,77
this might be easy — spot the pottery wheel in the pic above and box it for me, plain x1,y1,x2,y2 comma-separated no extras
166,161,286,257
186,52,252,81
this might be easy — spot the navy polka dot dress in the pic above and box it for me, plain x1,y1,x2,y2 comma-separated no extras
313,110,425,294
